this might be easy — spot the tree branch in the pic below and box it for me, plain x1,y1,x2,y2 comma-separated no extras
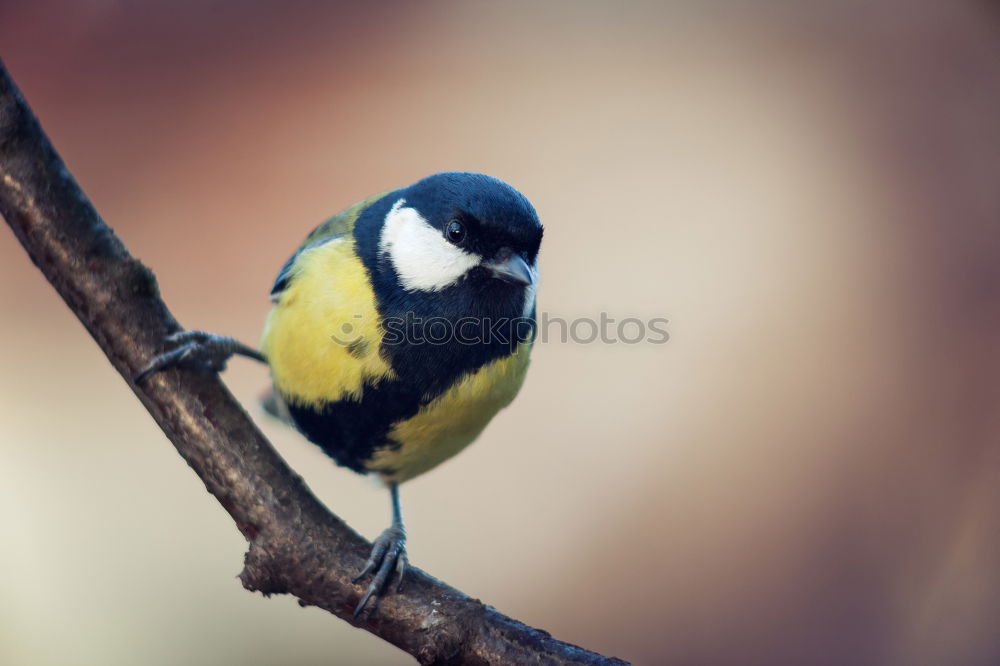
0,60,627,666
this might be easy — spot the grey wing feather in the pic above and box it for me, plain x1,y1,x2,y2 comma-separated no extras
269,235,345,302
260,388,296,427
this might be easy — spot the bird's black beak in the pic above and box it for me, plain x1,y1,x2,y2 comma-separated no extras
484,251,535,287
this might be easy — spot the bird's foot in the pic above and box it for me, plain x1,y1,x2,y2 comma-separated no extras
135,330,265,383
352,525,407,618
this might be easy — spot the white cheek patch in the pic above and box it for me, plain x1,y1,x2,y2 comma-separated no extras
379,199,481,292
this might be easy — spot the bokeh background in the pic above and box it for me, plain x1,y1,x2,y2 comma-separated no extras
2,1,1000,664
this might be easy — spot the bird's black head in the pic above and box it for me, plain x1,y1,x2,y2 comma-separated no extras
350,172,542,384
373,172,543,297
404,172,542,273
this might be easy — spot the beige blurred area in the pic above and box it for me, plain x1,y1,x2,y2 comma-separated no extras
2,1,1000,664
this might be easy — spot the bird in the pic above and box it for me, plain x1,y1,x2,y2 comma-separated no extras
136,172,543,616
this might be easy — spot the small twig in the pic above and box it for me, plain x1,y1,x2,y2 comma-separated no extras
0,59,627,665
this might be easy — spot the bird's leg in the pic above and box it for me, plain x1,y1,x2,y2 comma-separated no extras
353,481,408,618
134,330,266,383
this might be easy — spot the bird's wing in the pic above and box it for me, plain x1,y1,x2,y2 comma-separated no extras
270,237,332,301
269,192,387,302
262,233,394,406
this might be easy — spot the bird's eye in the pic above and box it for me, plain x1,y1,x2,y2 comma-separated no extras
446,219,466,244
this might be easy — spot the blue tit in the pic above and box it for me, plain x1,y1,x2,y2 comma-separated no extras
138,172,543,616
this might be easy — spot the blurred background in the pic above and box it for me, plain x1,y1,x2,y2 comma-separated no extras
2,1,1000,664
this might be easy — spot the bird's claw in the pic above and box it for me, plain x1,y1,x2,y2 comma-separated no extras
135,330,262,383
352,525,407,618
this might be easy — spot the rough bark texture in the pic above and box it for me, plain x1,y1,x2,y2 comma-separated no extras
0,60,628,666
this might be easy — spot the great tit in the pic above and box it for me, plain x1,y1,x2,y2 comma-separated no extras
137,172,543,616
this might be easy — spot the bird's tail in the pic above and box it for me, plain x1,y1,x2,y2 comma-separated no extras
259,388,296,427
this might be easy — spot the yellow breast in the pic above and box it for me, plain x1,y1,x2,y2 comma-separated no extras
371,342,532,482
260,237,394,407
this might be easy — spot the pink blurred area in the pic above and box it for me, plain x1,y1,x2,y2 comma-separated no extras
2,1,1000,664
